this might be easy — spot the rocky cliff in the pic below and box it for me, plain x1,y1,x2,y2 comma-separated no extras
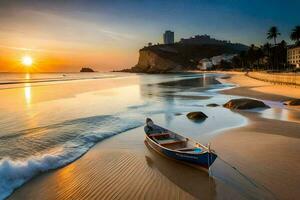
126,43,248,73
130,46,183,73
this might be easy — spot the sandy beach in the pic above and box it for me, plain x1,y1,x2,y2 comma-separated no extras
217,71,300,101
1,1,300,200
213,72,300,199
4,72,300,200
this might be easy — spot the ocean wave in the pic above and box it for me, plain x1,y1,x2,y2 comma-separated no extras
0,74,116,85
0,117,143,200
0,74,119,90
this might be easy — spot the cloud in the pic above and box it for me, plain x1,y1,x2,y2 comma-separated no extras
100,29,136,41
0,44,79,55
0,45,43,52
20,9,137,43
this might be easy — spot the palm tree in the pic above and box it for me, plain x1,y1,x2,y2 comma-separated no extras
267,26,281,71
290,26,300,45
239,51,247,70
263,42,271,50
247,44,256,69
278,40,287,70
267,26,281,45
255,48,264,68
262,43,272,70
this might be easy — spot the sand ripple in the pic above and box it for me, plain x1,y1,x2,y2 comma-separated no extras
10,151,198,200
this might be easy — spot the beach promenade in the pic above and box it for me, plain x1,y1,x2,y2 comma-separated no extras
247,72,300,87
217,71,300,100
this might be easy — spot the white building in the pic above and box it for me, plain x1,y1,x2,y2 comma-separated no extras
198,58,213,70
211,54,236,65
287,46,300,68
163,30,174,44
197,54,236,70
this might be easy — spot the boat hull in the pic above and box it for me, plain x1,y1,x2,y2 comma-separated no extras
145,135,217,169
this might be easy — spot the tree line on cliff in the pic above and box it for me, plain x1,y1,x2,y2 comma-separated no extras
225,26,300,71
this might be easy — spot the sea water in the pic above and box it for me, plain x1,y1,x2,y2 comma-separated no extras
0,72,246,199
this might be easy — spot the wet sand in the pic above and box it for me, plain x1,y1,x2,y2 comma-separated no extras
8,72,300,200
213,111,300,200
214,72,300,199
9,127,247,200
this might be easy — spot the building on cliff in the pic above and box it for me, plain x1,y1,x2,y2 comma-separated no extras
163,30,174,44
180,34,230,45
198,58,213,70
211,54,236,65
128,37,247,73
197,54,236,70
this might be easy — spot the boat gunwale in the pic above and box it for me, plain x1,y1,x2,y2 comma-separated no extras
145,125,209,155
144,139,210,171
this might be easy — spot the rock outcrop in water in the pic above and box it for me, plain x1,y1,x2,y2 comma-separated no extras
186,112,208,121
223,98,270,110
206,103,220,107
284,99,300,106
80,67,95,72
123,42,248,73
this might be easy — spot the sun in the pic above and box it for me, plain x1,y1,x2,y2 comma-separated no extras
22,56,33,67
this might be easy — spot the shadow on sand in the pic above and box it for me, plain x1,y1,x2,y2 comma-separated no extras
144,141,276,200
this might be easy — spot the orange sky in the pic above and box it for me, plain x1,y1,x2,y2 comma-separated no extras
0,45,139,72
0,6,148,72
0,31,141,72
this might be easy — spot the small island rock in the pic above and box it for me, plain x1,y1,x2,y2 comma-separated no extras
80,67,95,72
186,112,208,121
223,98,270,110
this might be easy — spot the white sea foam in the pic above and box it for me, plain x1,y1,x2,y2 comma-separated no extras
0,119,143,200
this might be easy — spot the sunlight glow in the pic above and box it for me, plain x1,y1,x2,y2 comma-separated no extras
22,56,33,67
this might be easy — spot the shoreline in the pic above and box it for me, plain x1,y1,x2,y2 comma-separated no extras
7,72,300,200
212,111,300,200
211,71,300,199
211,71,300,101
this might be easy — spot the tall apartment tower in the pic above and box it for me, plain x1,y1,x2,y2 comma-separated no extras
163,30,174,44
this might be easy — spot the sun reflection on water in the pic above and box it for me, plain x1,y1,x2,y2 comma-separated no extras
25,73,30,81
24,73,32,105
24,84,31,105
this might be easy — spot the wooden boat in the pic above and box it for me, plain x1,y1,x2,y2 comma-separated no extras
144,118,217,170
